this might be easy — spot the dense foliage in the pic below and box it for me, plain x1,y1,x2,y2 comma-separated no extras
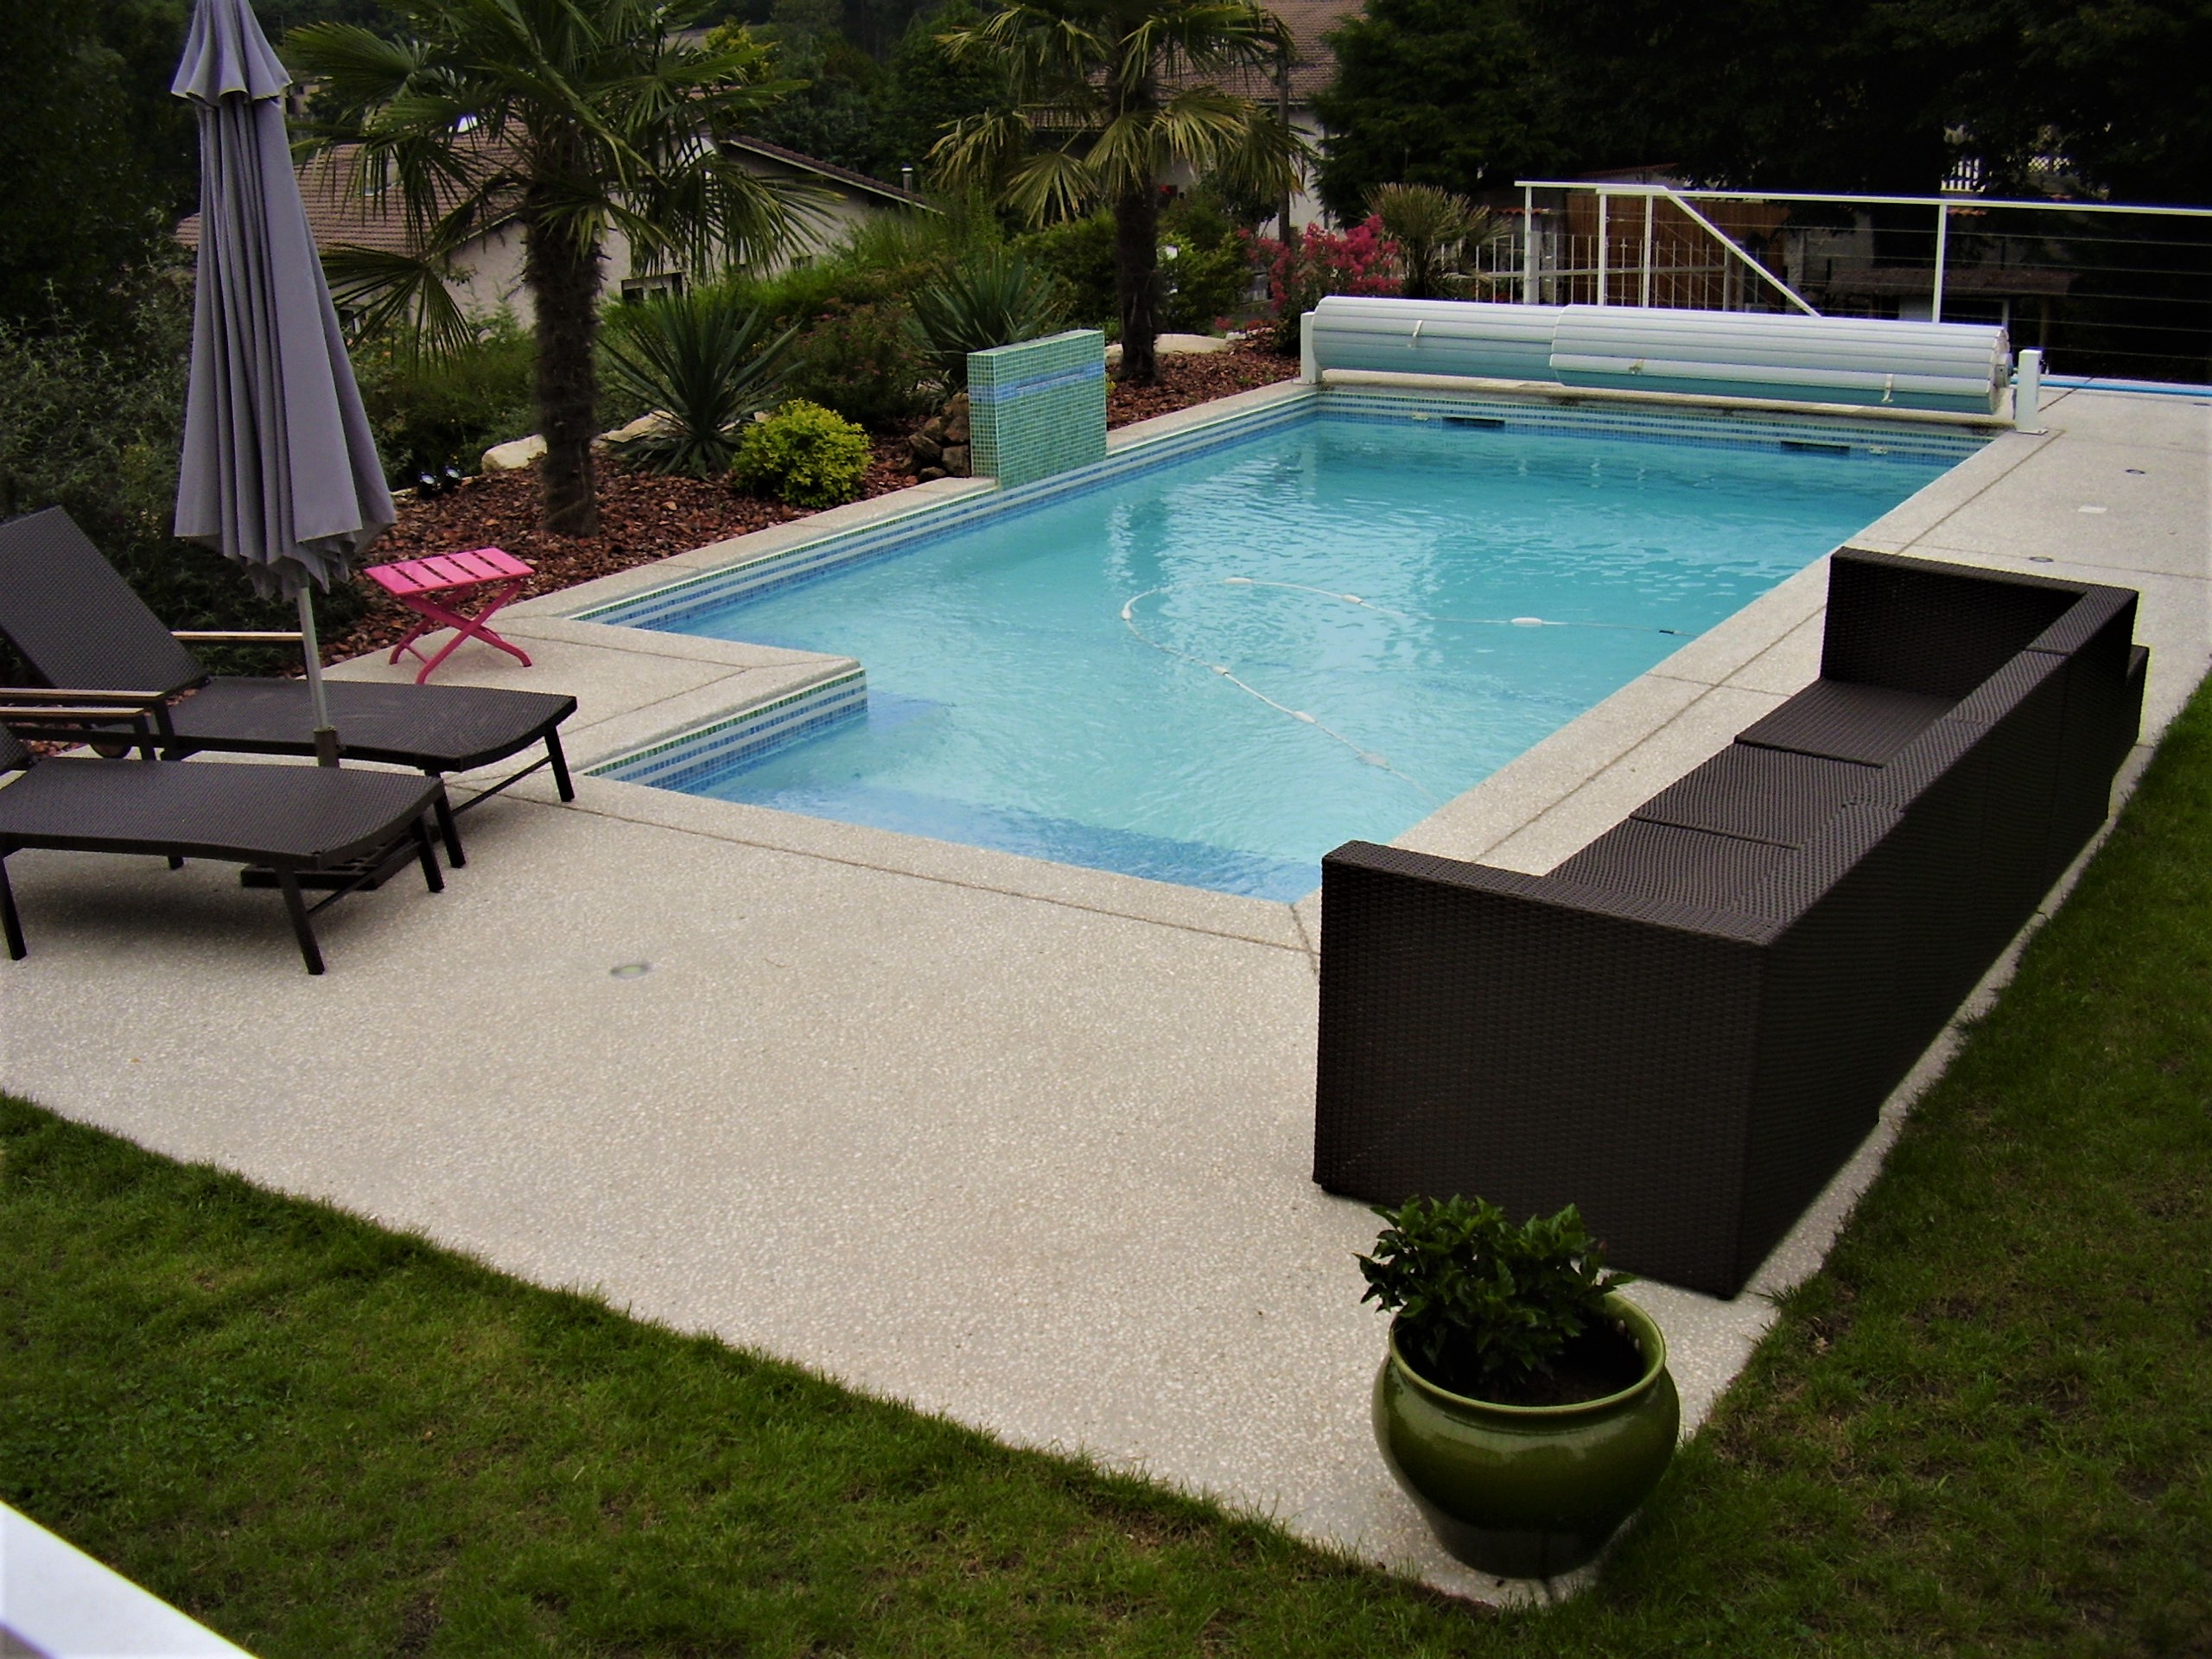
1316,0,2212,213
930,0,1301,384
1358,1196,1633,1402
355,323,537,489
906,250,1071,389
288,0,806,537
730,398,872,505
0,272,360,671
601,292,795,477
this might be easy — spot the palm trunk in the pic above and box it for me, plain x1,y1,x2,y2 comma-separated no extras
524,216,604,537
1113,182,1161,387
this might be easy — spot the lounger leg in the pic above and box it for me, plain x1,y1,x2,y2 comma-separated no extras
547,731,575,802
429,779,467,868
413,814,445,893
275,869,326,975
0,851,23,961
168,855,184,870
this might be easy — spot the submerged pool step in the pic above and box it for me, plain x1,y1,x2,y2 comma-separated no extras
588,669,868,794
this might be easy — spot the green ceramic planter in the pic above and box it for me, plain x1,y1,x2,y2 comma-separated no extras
1372,1294,1680,1580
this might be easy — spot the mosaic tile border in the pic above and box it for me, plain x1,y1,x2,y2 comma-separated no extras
586,669,868,794
578,393,1313,631
577,385,1982,634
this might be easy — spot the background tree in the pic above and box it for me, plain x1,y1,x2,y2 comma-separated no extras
289,0,810,537
930,0,1305,385
1319,0,2212,211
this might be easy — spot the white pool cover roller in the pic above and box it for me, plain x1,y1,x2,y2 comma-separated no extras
1308,296,1564,382
1304,297,2011,416
1548,305,2010,414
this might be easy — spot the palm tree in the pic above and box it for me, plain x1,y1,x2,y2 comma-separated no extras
288,0,809,536
929,0,1306,386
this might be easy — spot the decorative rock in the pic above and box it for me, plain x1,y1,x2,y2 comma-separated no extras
941,443,970,474
600,410,676,446
1103,334,1230,366
918,466,947,481
908,429,943,464
480,433,546,473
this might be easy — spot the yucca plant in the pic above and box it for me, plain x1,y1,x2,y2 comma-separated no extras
601,290,795,479
1368,183,1499,301
906,251,1071,390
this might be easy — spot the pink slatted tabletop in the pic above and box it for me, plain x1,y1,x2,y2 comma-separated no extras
364,546,537,683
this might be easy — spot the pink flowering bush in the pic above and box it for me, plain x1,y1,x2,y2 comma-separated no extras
1242,215,1400,354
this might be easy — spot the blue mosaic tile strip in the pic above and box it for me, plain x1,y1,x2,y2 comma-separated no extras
579,385,1979,634
587,670,867,794
969,330,1109,488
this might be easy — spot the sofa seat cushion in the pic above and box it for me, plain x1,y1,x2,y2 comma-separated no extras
1631,743,1880,846
1737,679,1955,765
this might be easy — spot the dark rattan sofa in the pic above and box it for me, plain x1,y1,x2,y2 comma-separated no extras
1314,550,2148,1296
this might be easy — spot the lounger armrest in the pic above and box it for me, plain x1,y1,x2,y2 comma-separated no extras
0,687,169,709
0,706,157,724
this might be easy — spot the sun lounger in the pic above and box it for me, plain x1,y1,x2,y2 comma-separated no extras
0,725,448,974
0,508,577,866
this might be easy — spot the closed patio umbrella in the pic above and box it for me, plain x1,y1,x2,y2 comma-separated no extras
171,0,393,765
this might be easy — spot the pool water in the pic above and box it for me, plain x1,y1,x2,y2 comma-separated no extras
658,412,1965,899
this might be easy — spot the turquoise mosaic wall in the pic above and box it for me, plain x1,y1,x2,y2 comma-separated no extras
969,329,1108,488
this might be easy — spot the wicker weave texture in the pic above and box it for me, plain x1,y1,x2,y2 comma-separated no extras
1313,550,2145,1297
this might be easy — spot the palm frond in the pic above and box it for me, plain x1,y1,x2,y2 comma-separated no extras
321,245,476,359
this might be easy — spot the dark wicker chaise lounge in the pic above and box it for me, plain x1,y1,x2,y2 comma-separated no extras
0,726,448,974
0,508,577,866
1315,550,2148,1296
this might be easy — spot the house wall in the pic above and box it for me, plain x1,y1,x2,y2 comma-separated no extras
442,167,918,328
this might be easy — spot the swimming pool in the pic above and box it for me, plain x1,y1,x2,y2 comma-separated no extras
596,398,1980,899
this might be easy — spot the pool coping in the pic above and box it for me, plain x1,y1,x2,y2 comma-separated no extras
500,373,2022,944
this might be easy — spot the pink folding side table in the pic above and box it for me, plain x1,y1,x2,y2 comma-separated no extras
364,546,536,684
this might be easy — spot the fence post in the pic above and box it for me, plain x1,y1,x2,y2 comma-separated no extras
1522,185,1537,304
2015,347,2045,432
1641,194,1655,308
1931,202,1949,323
1596,192,1608,305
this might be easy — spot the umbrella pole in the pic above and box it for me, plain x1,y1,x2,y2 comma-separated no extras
296,586,341,766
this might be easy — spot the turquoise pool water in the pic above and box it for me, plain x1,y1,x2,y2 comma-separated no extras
642,409,1970,899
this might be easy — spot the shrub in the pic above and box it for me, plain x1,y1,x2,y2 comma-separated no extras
1368,182,1499,300
601,290,792,478
779,301,936,432
730,399,872,508
0,269,357,673
907,251,1071,390
1357,1195,1632,1402
1012,214,1116,332
1158,190,1259,333
355,321,536,486
1246,215,1400,355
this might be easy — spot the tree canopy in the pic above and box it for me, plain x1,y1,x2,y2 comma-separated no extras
1315,0,2212,213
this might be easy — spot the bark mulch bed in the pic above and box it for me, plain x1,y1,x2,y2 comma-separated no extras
325,345,1301,667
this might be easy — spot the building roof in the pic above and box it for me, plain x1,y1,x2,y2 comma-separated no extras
1191,0,1363,105
724,137,930,208
177,145,447,256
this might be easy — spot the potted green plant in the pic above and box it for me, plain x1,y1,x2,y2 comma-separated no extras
1360,1196,1678,1580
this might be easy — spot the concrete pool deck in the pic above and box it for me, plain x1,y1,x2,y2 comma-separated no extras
1,381,2205,1604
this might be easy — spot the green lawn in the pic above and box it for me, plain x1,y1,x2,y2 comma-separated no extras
5,687,2210,1657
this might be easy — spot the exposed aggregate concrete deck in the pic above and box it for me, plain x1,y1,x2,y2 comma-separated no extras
2,380,2204,1603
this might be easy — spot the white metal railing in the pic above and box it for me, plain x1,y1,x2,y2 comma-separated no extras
1503,181,2212,340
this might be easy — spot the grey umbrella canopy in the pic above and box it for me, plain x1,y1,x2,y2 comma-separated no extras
172,0,394,757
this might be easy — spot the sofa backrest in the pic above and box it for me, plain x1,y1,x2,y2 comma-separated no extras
1823,550,2081,699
